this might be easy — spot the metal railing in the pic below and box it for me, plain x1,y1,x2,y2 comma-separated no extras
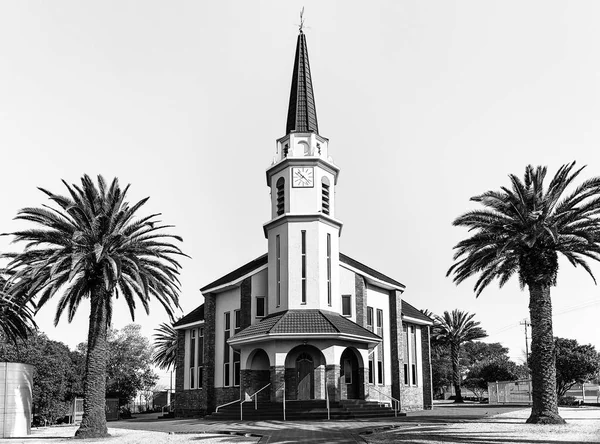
368,385,400,417
215,397,241,413
161,402,174,416
240,383,271,420
273,381,286,421
325,386,330,420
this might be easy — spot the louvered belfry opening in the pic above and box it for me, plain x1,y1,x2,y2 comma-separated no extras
286,31,319,135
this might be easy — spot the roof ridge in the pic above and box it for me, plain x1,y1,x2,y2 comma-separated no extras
318,309,342,333
269,309,290,333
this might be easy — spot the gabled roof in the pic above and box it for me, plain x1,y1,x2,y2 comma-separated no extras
200,254,268,293
402,300,434,324
200,252,405,295
230,309,380,342
286,31,319,135
173,304,204,328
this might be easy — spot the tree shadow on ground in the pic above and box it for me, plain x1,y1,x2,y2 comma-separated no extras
364,425,592,444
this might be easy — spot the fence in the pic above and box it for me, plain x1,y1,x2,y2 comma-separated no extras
488,380,532,405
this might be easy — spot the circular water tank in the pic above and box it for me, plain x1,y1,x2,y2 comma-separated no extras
0,362,33,438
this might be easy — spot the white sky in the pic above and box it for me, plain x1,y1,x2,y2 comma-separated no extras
1,1,599,388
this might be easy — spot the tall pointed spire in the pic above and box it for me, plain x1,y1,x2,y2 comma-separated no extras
286,30,319,135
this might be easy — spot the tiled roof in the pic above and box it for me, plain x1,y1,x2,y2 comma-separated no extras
173,304,204,327
402,300,434,324
231,309,380,342
200,254,268,292
286,31,319,134
340,253,405,289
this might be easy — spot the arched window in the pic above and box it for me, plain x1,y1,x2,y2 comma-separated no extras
321,177,330,215
276,177,285,216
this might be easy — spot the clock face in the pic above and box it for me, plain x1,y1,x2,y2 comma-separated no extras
292,167,314,188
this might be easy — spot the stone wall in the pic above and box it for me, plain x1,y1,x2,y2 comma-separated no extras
389,290,403,402
215,387,241,407
421,325,433,409
203,293,217,412
240,369,270,402
354,274,367,327
401,386,424,412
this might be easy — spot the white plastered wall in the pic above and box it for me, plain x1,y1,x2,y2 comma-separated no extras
338,266,356,321
366,285,392,385
214,287,241,388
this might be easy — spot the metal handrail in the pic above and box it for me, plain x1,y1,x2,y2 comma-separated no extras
273,381,286,421
240,383,271,420
215,397,241,413
325,386,330,420
161,402,174,415
369,385,400,417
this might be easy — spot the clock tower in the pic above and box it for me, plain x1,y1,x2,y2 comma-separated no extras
264,30,343,313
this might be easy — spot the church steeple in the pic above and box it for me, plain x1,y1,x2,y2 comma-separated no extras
286,31,319,135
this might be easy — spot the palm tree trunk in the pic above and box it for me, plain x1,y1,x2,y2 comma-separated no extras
75,288,110,438
526,284,565,424
451,342,463,403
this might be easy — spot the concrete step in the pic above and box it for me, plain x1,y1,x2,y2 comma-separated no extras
206,399,401,420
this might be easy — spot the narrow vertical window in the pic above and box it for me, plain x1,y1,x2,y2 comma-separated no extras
234,309,241,333
256,296,265,318
367,307,375,384
233,351,241,386
322,177,330,215
403,324,409,385
189,329,196,389
342,295,352,316
197,328,204,389
377,309,384,385
276,235,281,307
224,312,231,387
367,307,373,331
232,312,241,386
301,230,306,304
326,233,331,306
276,177,285,216
410,325,418,385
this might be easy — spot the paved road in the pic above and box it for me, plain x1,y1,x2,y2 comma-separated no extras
109,403,527,443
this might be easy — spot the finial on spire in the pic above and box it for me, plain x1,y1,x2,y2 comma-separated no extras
299,7,305,33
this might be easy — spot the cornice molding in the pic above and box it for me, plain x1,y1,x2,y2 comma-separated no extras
263,213,343,238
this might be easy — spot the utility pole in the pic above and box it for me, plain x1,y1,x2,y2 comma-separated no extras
520,318,532,404
520,319,531,364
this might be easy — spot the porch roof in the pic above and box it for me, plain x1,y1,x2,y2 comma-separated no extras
228,309,381,344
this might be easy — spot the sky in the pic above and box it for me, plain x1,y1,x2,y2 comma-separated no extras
1,1,599,388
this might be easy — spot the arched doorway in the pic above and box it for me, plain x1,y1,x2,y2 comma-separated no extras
296,352,314,400
340,348,360,399
245,349,271,401
284,345,326,400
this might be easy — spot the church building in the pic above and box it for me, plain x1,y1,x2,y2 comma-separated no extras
174,30,434,417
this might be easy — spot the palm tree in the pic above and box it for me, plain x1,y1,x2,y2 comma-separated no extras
2,175,186,438
448,162,600,424
432,310,487,403
152,322,178,370
0,272,36,344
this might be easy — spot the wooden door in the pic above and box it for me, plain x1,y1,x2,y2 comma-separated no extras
296,354,314,400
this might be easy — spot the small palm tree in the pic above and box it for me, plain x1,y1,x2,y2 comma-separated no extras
0,272,36,344
2,175,186,438
152,322,178,370
432,310,487,403
448,162,600,424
